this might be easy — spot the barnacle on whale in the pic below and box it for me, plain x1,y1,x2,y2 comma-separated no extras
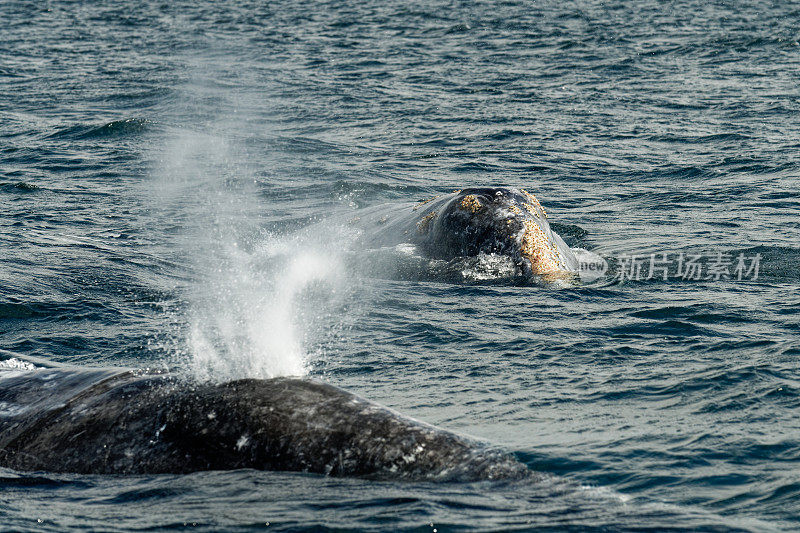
520,218,562,274
414,195,440,210
458,194,483,213
521,189,547,218
417,211,437,234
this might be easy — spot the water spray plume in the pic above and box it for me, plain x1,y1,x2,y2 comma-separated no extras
151,77,346,381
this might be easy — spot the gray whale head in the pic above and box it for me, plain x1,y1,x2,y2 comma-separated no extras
418,187,578,277
359,187,580,280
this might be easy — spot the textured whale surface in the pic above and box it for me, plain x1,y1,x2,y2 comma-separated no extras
354,187,579,278
0,363,528,481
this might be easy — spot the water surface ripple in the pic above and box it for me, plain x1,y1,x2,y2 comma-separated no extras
1,0,799,530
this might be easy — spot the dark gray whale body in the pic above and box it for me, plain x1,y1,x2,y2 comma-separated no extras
356,187,579,279
0,359,528,481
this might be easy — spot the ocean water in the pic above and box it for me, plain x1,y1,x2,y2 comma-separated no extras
1,0,799,530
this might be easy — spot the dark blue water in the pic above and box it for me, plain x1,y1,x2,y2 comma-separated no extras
2,0,799,530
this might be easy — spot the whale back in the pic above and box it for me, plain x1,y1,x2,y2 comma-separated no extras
0,365,131,450
0,367,529,481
